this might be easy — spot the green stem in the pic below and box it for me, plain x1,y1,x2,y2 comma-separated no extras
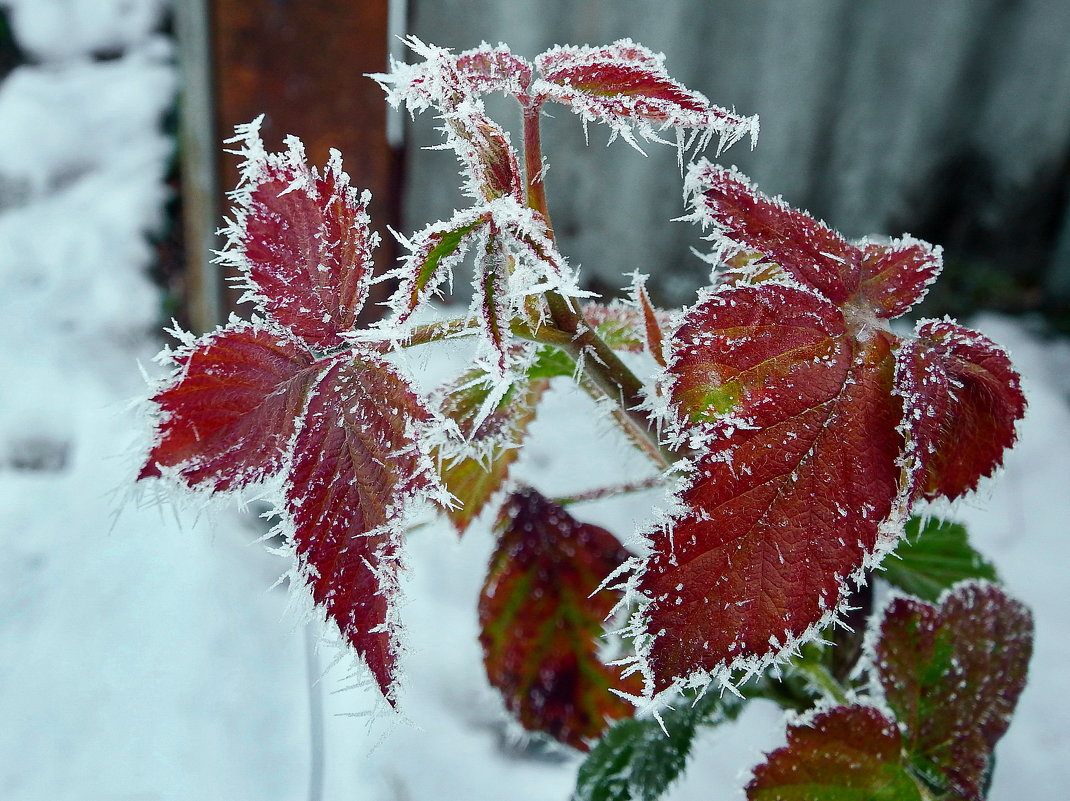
789,659,851,706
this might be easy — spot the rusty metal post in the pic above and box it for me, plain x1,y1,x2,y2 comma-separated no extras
178,0,398,329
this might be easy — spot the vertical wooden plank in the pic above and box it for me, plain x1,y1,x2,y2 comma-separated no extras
210,0,397,320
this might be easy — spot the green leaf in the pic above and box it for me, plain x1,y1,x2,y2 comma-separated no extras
528,344,575,379
574,691,745,801
882,517,998,602
747,705,922,801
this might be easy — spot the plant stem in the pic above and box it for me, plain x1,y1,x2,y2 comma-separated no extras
789,659,851,706
521,102,673,469
554,476,665,506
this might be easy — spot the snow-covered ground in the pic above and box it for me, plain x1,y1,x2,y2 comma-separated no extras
1,3,1067,799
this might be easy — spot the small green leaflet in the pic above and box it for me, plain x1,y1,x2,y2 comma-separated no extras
881,517,998,602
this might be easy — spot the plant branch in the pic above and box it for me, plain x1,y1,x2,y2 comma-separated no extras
554,476,665,506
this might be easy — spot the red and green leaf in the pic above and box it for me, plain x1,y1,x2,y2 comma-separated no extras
873,581,1033,800
747,705,921,801
286,352,440,702
224,126,376,350
436,367,550,534
140,322,319,491
534,40,758,151
391,210,492,320
637,283,904,690
894,320,1026,501
636,164,1027,698
479,489,639,750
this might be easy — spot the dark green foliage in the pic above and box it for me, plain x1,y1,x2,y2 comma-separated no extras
882,517,998,602
573,691,745,801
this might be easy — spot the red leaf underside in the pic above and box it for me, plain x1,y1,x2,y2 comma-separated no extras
286,351,437,701
454,43,533,99
446,115,523,202
239,153,375,350
747,705,917,801
689,162,861,306
640,284,904,690
140,323,318,491
874,582,1033,800
479,489,638,749
894,320,1025,501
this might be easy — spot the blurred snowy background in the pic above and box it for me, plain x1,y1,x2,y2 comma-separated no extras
0,1,1067,799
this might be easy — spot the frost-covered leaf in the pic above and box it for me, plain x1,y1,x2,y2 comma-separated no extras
479,489,638,750
636,283,904,692
686,161,860,305
475,224,514,372
747,705,921,801
640,164,1027,699
374,38,532,113
574,691,745,801
391,211,491,319
445,113,524,203
859,238,943,319
436,368,550,534
894,320,1026,502
140,321,319,491
873,581,1033,800
286,351,440,702
222,121,376,350
534,40,758,152
881,517,998,602
580,299,671,357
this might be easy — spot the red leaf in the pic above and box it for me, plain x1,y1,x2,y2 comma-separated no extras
534,40,758,151
445,115,524,202
285,351,439,701
225,125,376,350
686,161,860,305
140,322,318,491
894,320,1026,501
479,489,638,750
747,705,917,801
637,284,904,691
378,38,533,111
874,582,1033,800
453,42,533,100
859,237,943,319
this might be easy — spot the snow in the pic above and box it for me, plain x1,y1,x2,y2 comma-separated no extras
1,5,1068,800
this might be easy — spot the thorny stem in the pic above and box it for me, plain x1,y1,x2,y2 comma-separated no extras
521,102,673,469
554,476,665,506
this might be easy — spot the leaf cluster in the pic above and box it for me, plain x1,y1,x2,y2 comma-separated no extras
135,36,1033,799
